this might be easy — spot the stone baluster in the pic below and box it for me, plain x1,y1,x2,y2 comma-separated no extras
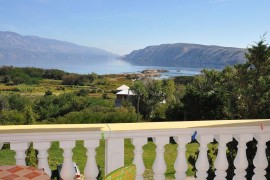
214,135,232,180
0,143,3,149
195,135,213,180
152,136,169,180
105,138,124,175
60,140,76,180
10,142,30,165
33,142,52,177
131,137,147,180
173,135,190,180
84,140,100,180
252,134,269,180
233,134,253,180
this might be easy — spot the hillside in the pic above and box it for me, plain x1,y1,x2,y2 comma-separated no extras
121,43,247,68
0,31,119,67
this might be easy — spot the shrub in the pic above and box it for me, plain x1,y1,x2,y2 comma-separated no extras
102,92,108,99
45,90,53,96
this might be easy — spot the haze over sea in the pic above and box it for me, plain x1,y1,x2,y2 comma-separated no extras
20,58,222,77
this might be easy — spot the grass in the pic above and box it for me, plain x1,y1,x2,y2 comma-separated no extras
0,147,15,165
0,74,133,97
0,139,217,179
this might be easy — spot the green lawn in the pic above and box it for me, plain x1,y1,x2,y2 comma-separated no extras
0,140,217,179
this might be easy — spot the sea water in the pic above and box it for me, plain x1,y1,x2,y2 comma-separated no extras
1,58,223,77
54,59,219,77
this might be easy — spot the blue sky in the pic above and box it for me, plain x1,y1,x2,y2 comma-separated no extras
0,0,269,55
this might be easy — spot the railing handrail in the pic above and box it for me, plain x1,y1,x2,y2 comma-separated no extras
1,119,269,143
1,119,269,132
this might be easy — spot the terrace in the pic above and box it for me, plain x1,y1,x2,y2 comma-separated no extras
0,119,270,180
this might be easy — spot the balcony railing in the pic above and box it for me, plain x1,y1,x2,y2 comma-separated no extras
0,119,269,180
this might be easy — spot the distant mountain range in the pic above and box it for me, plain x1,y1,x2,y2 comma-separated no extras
0,31,248,72
0,31,119,68
121,43,247,68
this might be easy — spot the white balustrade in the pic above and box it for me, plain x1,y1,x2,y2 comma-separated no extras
173,135,190,180
131,137,147,180
10,142,30,165
214,135,232,180
195,135,214,180
0,120,270,180
84,139,100,180
105,138,124,175
33,141,52,177
252,134,269,180
152,136,169,180
60,140,76,180
233,134,253,180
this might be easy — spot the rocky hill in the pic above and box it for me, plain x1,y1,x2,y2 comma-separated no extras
121,43,247,68
0,31,118,67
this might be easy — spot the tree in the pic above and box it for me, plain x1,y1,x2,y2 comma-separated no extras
131,79,165,120
43,69,65,80
0,110,24,125
24,105,36,125
234,38,270,118
8,94,31,112
163,79,176,104
62,74,80,85
35,95,60,120
0,94,9,110
177,69,230,120
165,103,184,121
